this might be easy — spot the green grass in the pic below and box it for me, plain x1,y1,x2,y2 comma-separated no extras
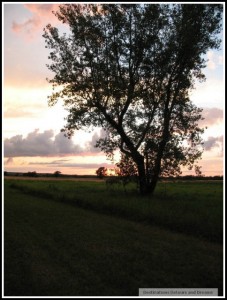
4,181,223,296
6,179,223,243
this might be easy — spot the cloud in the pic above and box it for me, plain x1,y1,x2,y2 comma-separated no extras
5,157,14,165
54,132,83,154
4,129,54,157
199,107,223,127
28,159,71,165
12,4,60,40
4,104,46,118
28,161,114,169
24,4,56,15
4,129,103,158
207,51,216,70
57,162,115,169
203,136,223,151
12,17,41,36
191,77,223,109
218,55,223,65
85,128,107,153
207,51,223,70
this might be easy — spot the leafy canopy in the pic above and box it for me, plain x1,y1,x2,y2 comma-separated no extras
43,4,222,183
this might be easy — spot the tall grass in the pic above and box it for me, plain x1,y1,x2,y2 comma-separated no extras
5,179,223,243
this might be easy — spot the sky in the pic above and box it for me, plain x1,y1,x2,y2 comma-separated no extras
3,3,224,176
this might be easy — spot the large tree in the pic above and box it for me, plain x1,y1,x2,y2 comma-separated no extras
43,4,222,195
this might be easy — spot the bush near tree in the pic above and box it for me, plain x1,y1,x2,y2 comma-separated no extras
96,167,108,179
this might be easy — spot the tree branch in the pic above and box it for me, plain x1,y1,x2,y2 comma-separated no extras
135,105,157,150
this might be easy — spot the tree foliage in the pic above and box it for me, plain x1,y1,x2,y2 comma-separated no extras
116,153,138,178
96,167,108,179
54,170,62,177
43,4,222,195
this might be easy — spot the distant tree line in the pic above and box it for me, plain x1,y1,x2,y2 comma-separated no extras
24,171,39,177
4,170,223,181
95,167,223,181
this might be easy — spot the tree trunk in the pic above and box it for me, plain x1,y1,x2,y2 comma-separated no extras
138,173,148,195
132,149,162,196
135,156,147,195
136,154,161,196
138,172,158,196
135,156,154,196
148,173,159,194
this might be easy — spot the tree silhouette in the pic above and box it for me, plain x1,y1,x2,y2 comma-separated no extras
96,167,108,179
116,153,138,178
43,4,222,195
54,170,62,177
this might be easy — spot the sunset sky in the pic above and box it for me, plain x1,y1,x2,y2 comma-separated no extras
3,3,224,176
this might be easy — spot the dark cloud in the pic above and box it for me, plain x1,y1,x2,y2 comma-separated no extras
54,132,82,155
200,107,223,127
28,159,71,165
56,163,114,169
4,129,103,158
49,159,71,164
85,128,107,153
29,161,114,169
203,136,223,151
4,130,54,157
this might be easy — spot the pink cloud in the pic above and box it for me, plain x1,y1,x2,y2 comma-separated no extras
24,4,60,19
5,157,14,165
24,4,56,14
199,107,223,127
12,17,40,33
11,4,60,40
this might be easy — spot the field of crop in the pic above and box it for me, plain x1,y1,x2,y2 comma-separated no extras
4,178,223,296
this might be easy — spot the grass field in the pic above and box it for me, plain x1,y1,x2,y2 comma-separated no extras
4,178,223,296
